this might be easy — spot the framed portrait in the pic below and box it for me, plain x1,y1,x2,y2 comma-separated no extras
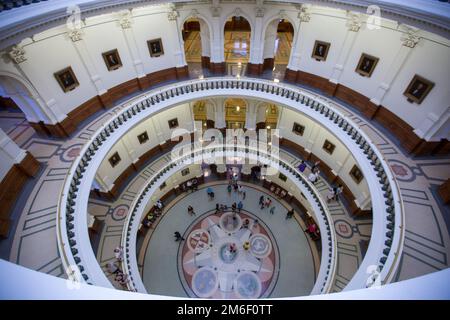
137,131,149,144
355,53,379,77
159,182,166,190
181,168,190,176
292,122,305,136
311,40,330,61
54,67,79,93
147,38,164,57
322,139,336,155
102,49,122,71
349,165,364,184
108,152,121,168
279,173,287,182
168,118,179,129
403,75,434,104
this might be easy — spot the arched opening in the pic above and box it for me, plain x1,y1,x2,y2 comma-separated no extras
182,17,211,78
224,16,251,76
192,100,215,129
262,19,294,79
0,75,45,142
225,98,247,129
264,104,279,130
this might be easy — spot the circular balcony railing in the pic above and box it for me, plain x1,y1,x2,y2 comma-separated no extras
120,145,337,295
56,77,404,294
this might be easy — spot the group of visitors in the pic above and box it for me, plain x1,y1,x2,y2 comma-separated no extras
227,180,246,199
142,199,164,228
327,184,344,203
184,178,198,192
107,248,129,287
142,200,164,228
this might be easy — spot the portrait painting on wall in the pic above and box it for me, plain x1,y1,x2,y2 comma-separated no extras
102,49,123,71
292,122,305,136
279,173,287,182
168,118,179,129
181,168,190,176
322,139,336,155
109,152,121,168
311,41,331,61
403,75,434,104
147,38,164,57
54,67,79,93
355,53,379,77
137,131,149,144
349,165,364,184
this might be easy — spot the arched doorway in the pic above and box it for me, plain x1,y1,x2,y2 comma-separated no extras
262,19,294,79
225,98,247,129
0,75,44,143
182,17,211,78
192,100,215,129
224,16,251,76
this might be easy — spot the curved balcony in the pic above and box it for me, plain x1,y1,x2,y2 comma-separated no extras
120,145,337,295
57,77,404,295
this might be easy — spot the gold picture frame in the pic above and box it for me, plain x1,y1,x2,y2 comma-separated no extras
292,122,305,136
54,67,79,93
322,139,336,155
349,165,364,184
108,152,121,168
355,53,379,77
137,131,149,144
102,49,122,71
311,40,330,61
168,118,179,129
403,75,434,104
147,38,164,57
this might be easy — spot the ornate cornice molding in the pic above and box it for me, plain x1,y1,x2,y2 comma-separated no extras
119,11,132,29
346,12,362,32
8,45,26,64
68,28,83,42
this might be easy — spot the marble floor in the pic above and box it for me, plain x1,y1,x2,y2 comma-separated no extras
140,183,316,298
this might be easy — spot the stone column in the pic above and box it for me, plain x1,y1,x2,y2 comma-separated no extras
245,100,257,130
328,13,362,87
118,11,146,87
285,6,310,80
370,26,419,108
209,1,225,74
0,128,26,170
247,4,265,75
214,98,226,129
7,45,67,125
67,28,108,103
167,6,188,78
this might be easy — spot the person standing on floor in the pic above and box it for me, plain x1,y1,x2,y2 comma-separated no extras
174,231,185,241
237,201,243,212
327,187,336,203
311,160,321,173
242,190,246,200
269,206,275,215
298,160,307,173
215,203,220,214
265,197,272,208
286,208,295,219
187,205,195,216
335,184,343,202
231,202,237,213
259,195,264,206
227,183,232,194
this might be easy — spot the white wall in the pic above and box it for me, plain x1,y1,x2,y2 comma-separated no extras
279,107,370,208
0,2,448,140
96,103,193,185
